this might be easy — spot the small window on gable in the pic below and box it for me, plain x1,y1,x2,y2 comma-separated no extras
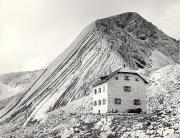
124,76,130,80
94,101,97,106
98,88,101,93
114,98,121,104
98,100,101,105
124,86,131,92
135,78,139,81
103,99,106,105
115,76,118,80
134,99,141,105
94,89,97,94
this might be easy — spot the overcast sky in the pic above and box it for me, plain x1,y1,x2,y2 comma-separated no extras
0,0,180,74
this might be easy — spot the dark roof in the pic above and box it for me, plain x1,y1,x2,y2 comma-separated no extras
93,69,148,87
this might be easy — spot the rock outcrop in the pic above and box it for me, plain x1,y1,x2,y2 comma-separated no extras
0,12,179,124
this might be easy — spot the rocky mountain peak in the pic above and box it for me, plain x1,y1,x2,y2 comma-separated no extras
95,12,158,40
94,12,179,69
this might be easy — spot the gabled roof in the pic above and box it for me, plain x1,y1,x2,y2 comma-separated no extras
93,69,148,87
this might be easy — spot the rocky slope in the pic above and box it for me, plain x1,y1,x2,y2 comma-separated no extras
0,12,179,125
0,103,179,137
146,65,180,112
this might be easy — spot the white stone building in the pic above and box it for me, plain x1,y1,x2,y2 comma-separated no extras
92,69,148,114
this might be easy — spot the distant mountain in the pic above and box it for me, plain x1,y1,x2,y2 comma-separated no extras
0,12,179,125
0,70,42,100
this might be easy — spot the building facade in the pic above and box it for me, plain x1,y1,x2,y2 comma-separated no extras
92,70,148,114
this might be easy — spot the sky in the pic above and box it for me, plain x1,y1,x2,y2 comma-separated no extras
0,0,180,74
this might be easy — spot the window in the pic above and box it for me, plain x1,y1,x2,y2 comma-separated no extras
124,76,130,80
115,76,118,80
135,78,139,81
98,88,101,93
94,89,97,94
103,99,106,105
124,86,131,92
94,101,97,106
103,86,105,92
134,99,141,105
114,98,121,104
98,100,101,105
